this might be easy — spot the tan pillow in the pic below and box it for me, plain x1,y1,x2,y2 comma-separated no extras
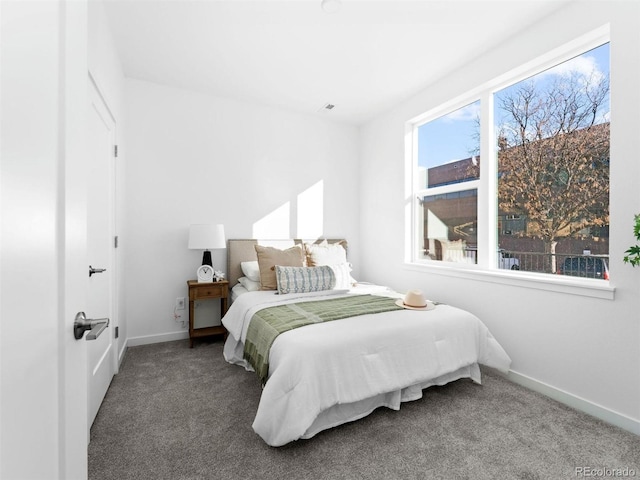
255,244,304,290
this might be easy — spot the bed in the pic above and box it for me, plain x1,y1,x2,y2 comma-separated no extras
221,239,511,447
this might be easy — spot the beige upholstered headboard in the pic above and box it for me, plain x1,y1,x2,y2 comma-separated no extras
227,239,348,287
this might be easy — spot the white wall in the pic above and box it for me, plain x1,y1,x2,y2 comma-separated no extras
123,79,360,343
360,1,640,433
88,0,127,362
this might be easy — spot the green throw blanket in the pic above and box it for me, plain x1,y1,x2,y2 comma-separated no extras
244,294,403,384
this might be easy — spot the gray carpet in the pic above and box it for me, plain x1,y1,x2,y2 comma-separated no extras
88,339,640,480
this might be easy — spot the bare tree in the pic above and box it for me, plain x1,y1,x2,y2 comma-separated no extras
496,69,610,272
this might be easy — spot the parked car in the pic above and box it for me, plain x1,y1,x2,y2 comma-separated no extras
557,256,609,280
463,247,521,269
498,249,520,270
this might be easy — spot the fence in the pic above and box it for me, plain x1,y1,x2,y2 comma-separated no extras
462,249,610,280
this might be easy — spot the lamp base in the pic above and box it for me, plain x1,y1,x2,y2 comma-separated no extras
202,250,212,266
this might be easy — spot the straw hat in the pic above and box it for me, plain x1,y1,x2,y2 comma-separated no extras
395,289,434,311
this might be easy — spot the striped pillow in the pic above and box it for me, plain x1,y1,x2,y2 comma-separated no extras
275,265,336,295
328,263,354,289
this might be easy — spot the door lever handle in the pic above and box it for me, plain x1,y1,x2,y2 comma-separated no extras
74,312,109,340
89,265,107,277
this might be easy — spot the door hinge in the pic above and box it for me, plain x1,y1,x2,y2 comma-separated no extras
114,145,118,158
115,326,119,339
114,235,119,248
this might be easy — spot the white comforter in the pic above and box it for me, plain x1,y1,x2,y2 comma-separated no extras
222,285,511,446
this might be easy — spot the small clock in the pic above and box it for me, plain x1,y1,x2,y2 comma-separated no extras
197,264,214,283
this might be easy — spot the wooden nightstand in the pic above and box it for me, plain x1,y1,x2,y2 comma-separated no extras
187,280,229,348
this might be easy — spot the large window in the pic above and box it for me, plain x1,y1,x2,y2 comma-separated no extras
411,39,610,282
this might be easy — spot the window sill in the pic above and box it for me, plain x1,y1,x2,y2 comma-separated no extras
403,262,615,300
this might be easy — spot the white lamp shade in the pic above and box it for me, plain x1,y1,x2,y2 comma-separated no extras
188,224,226,250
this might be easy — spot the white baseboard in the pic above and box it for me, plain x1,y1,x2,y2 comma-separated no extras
117,339,127,367
127,331,189,347
506,369,640,436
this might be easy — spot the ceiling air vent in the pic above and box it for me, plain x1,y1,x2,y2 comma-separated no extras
318,103,336,113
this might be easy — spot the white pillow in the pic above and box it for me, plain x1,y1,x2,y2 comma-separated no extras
231,283,249,301
275,265,336,295
240,261,261,282
238,276,261,292
305,240,348,267
328,263,356,289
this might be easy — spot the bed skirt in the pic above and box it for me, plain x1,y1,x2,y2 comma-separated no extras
299,363,481,441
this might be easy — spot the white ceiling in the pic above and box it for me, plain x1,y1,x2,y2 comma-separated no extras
103,0,573,125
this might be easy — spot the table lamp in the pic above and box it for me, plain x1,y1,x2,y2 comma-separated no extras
188,224,226,281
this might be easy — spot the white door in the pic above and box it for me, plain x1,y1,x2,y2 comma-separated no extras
87,77,117,428
1,1,89,478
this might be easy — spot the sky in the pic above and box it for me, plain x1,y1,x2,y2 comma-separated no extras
417,42,610,171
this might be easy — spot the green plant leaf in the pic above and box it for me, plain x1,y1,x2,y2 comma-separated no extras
624,215,640,267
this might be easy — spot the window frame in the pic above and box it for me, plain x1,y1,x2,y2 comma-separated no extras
405,26,614,300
